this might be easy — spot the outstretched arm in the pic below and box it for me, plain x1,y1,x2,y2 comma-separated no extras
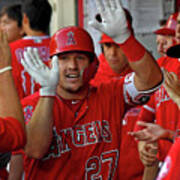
129,121,175,143
90,0,163,91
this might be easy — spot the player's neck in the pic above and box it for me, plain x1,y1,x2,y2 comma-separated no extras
25,29,46,37
57,85,89,100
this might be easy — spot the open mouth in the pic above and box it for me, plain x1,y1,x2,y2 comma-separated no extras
66,74,80,78
65,74,81,82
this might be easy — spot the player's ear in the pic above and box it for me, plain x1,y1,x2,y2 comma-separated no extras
19,27,25,37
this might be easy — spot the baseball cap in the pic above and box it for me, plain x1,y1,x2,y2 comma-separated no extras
154,12,178,36
166,44,180,58
99,33,114,44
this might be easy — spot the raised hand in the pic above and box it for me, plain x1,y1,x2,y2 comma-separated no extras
164,69,180,107
21,47,59,96
0,30,11,69
89,0,131,43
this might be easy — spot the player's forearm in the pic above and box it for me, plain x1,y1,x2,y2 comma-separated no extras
132,52,163,91
118,35,163,91
0,71,24,128
25,97,54,159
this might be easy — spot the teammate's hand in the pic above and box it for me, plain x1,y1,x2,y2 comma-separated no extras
164,69,180,108
138,141,158,167
0,30,11,68
128,121,171,143
21,47,59,96
89,0,131,43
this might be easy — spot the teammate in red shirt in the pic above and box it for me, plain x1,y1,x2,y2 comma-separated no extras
10,0,52,99
136,58,180,180
130,13,180,172
156,21,180,178
20,1,163,179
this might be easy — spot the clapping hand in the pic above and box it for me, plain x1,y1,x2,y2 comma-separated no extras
21,48,59,96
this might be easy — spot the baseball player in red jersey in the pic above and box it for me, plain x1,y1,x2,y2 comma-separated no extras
20,0,163,179
90,13,144,179
91,35,132,86
154,13,178,57
0,30,26,152
10,0,52,99
129,13,180,172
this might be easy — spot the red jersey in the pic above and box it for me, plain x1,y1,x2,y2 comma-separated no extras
156,137,180,180
91,53,144,180
135,56,180,161
20,70,157,180
10,36,51,99
0,168,8,180
0,117,26,152
118,107,144,180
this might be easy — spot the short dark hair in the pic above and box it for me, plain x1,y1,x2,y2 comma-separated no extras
22,0,52,33
0,4,22,27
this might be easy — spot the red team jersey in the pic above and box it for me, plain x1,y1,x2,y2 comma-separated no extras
19,68,153,179
91,54,144,180
135,56,180,161
10,36,51,99
0,117,25,152
156,137,180,180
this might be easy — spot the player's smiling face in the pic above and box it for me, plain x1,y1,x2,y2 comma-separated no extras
57,52,90,93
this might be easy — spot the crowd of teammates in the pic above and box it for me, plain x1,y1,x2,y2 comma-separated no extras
0,0,180,179
131,11,180,172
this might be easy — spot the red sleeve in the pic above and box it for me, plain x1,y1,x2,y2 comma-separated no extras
0,117,26,152
134,95,155,131
156,138,180,180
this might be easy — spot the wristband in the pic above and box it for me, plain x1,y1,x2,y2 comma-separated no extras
0,66,12,74
40,87,56,97
119,35,146,62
